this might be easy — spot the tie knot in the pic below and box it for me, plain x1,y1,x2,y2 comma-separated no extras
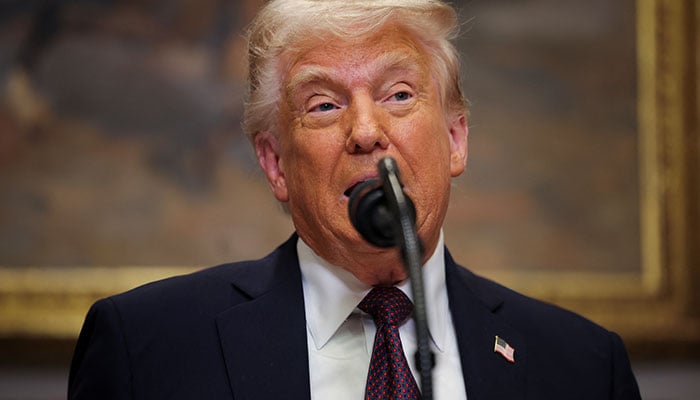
358,287,413,327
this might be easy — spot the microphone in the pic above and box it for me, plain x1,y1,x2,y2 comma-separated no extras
347,172,416,248
347,157,434,400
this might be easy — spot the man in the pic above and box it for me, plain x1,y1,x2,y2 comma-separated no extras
68,1,642,399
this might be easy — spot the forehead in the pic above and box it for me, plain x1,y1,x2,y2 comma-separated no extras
283,25,431,89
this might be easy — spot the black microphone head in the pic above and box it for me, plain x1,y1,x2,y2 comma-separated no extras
347,178,416,248
348,179,394,247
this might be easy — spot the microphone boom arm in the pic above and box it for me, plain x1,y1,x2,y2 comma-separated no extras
373,158,435,400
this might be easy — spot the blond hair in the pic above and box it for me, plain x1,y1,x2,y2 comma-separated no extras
243,0,466,139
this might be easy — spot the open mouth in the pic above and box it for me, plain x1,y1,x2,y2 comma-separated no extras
343,174,378,198
343,182,363,198
344,178,408,199
343,176,382,199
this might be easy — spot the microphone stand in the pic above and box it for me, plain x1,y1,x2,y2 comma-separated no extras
376,158,434,400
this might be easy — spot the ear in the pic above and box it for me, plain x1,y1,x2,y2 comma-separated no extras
448,113,469,177
254,131,289,202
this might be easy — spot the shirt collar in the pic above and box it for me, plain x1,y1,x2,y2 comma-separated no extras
298,230,450,352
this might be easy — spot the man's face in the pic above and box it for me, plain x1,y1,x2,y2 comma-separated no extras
255,24,468,285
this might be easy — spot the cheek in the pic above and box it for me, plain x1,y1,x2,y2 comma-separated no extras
280,131,341,195
401,124,453,200
402,117,452,166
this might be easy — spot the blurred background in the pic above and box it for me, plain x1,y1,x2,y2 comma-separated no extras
0,0,698,398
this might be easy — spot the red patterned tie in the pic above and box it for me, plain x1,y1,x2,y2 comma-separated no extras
359,287,421,400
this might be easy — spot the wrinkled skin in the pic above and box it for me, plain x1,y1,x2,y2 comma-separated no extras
256,23,468,286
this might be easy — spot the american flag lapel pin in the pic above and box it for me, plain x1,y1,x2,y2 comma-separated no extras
494,335,515,363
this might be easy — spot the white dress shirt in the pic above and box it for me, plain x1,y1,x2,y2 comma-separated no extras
298,231,467,400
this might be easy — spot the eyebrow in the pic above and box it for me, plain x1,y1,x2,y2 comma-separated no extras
285,50,422,97
286,66,335,96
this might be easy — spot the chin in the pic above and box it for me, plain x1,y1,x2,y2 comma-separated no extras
374,275,409,288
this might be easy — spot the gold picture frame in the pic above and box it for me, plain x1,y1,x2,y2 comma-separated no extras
483,0,699,352
0,0,698,355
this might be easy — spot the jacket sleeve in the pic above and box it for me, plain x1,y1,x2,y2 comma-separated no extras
68,298,133,399
609,331,641,400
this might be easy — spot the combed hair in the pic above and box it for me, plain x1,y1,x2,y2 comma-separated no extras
243,0,466,140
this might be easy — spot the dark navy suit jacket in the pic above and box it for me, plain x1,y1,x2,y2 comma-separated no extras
68,234,641,399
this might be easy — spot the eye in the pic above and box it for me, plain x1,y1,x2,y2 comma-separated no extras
313,102,338,112
392,91,411,101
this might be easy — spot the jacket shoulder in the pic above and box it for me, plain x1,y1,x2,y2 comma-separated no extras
448,261,640,399
460,266,611,339
108,234,299,316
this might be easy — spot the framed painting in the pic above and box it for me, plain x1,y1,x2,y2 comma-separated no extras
0,0,697,355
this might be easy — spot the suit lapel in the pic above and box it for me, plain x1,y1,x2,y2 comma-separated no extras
216,236,311,400
445,251,527,400
214,238,527,400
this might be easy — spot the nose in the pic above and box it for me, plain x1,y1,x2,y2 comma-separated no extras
345,96,389,154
